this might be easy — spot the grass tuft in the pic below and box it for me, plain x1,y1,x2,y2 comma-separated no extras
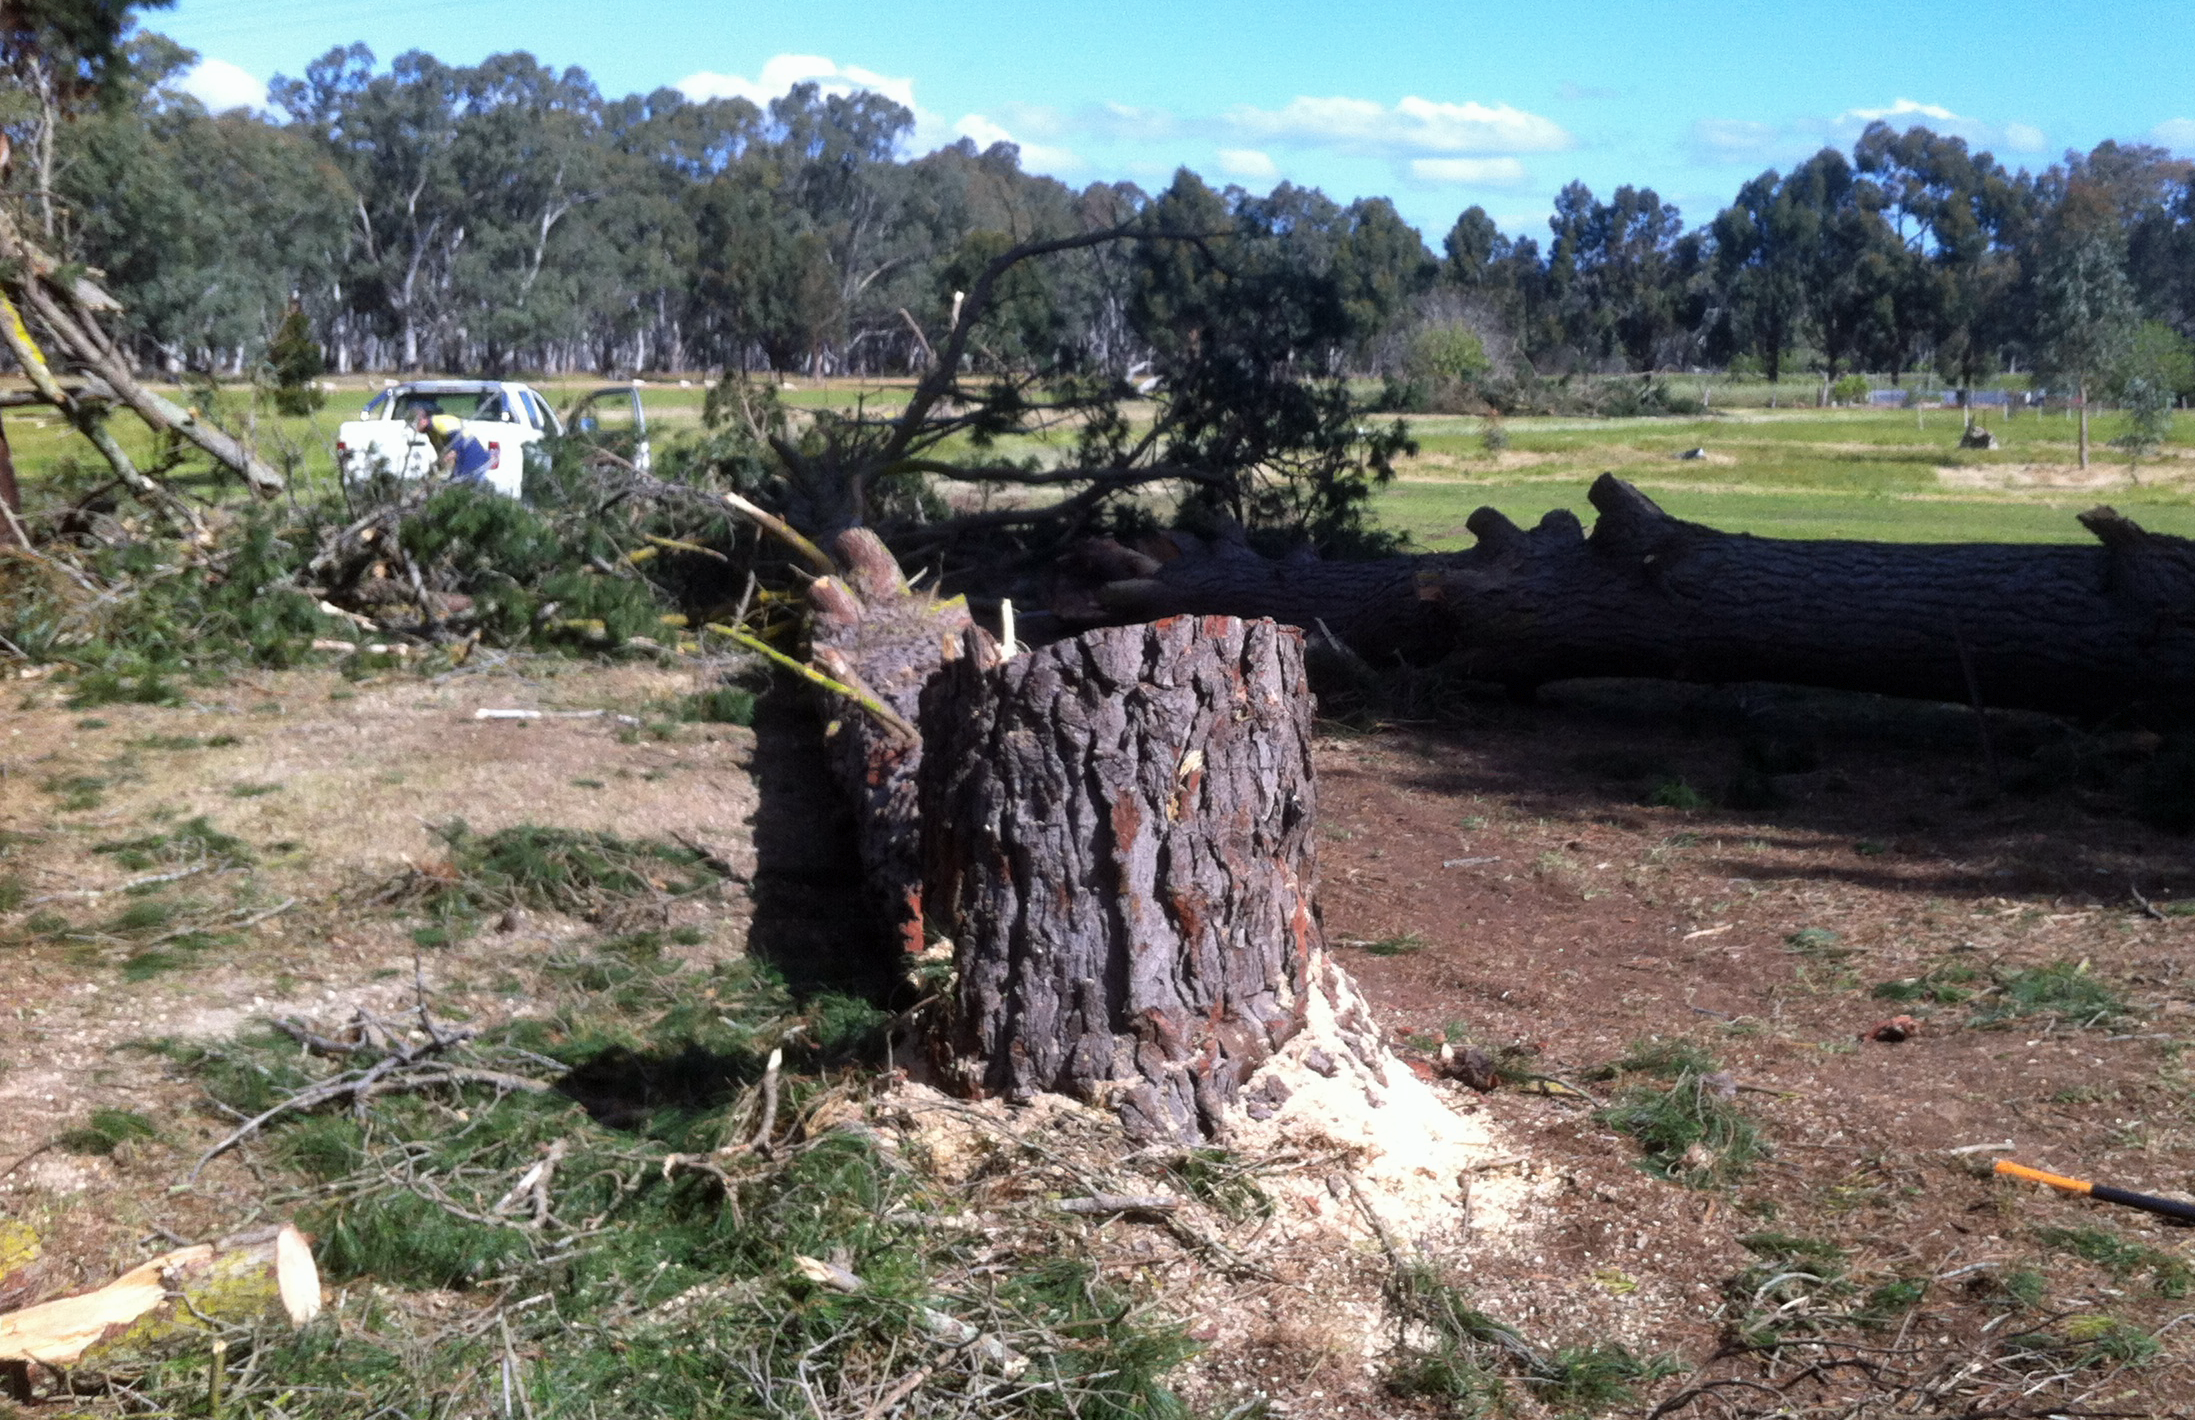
1968,961,2129,1029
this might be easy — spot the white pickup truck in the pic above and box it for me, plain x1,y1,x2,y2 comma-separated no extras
334,380,650,498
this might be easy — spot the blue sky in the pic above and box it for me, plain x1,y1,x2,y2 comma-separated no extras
160,0,2195,242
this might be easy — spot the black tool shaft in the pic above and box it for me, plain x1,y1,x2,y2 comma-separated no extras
2091,1184,2195,1224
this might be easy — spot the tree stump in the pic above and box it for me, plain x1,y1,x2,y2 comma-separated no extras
919,615,1338,1141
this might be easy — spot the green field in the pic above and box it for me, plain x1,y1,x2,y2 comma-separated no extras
8,380,2190,545
1374,406,2195,545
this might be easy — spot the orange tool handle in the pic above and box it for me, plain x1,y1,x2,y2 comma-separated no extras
1997,1159,2195,1223
1994,1160,2092,1194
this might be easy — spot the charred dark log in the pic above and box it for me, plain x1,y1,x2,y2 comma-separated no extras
918,616,1330,1141
1054,474,2195,717
808,527,974,955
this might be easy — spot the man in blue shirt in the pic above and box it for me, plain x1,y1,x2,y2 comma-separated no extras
410,406,493,484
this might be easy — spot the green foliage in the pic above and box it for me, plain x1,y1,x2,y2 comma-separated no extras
1387,1262,1670,1416
1830,373,1871,404
94,815,251,870
411,820,732,934
1597,1064,1763,1187
1158,1148,1275,1223
1646,778,1706,810
1388,322,1493,412
675,685,756,725
1600,1035,1719,1081
1871,960,1982,1004
1363,931,1428,957
267,303,327,416
2035,1226,2194,1298
57,1106,158,1155
136,945,1205,1419
2004,1315,2160,1371
397,484,668,650
5,507,340,696
1968,960,2128,1029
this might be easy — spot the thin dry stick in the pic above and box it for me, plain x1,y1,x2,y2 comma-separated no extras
721,491,836,576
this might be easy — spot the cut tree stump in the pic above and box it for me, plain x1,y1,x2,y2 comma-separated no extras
919,615,1344,1141
1049,473,2195,718
0,1223,319,1379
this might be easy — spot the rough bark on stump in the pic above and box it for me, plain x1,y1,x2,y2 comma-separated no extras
919,615,1325,1141
0,1223,319,1378
808,527,974,953
1050,473,2195,717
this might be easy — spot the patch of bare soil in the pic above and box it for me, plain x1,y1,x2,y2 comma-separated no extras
1315,679,2195,1415
1937,459,2194,491
6,658,2193,1417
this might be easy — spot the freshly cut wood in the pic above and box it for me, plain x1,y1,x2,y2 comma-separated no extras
919,615,1326,1141
807,527,974,954
0,1223,319,1374
1051,473,2195,717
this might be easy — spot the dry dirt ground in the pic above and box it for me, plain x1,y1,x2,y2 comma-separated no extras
4,659,2193,1416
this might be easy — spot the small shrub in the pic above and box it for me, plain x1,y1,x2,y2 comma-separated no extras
1647,778,1706,810
679,686,757,725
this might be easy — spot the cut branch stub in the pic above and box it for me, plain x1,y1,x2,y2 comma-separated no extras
919,615,1323,1141
808,527,976,953
0,1223,319,1376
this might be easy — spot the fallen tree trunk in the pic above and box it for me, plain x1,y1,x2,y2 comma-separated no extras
1052,474,2195,718
0,1223,319,1380
919,616,1346,1141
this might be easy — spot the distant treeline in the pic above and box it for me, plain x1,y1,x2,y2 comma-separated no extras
9,29,2195,400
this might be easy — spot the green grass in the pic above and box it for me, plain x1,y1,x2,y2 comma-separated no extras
1596,1064,1764,1187
2035,1226,2195,1298
1371,405,2195,547
127,943,1202,1419
1967,961,2130,1029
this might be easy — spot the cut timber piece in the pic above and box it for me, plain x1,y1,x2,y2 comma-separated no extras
808,527,976,954
919,616,1325,1141
0,1224,319,1373
1055,474,2195,718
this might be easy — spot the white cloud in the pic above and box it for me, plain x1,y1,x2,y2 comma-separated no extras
677,54,916,111
676,54,952,147
178,57,265,113
1688,118,1787,164
1224,95,1571,156
1691,100,2049,167
1216,147,1278,180
2153,118,2195,152
1408,157,1529,186
1077,102,1180,142
952,113,1082,172
1841,97,1958,123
